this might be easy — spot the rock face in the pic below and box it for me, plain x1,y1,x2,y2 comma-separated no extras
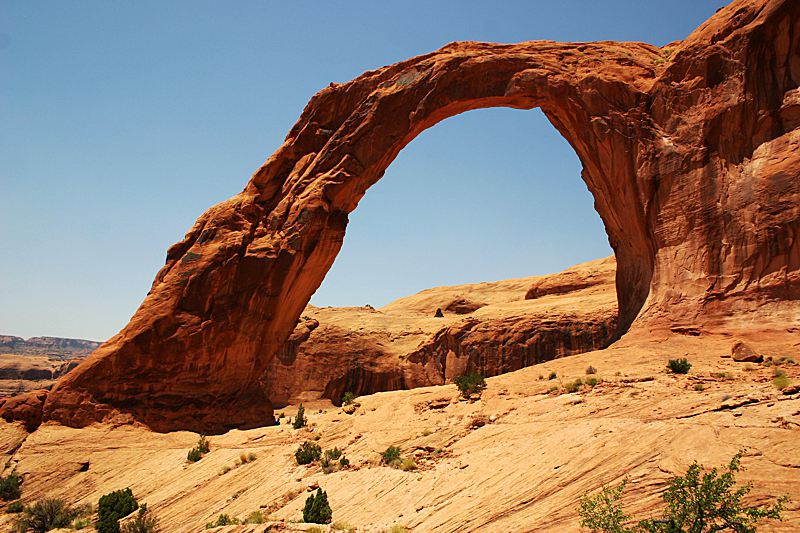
10,0,798,433
264,258,617,406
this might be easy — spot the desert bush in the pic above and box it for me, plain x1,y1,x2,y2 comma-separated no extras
548,371,558,380
332,522,355,532
324,448,343,461
14,499,77,533
204,514,240,529
244,511,265,524
455,372,486,399
7,500,23,513
97,488,138,533
120,505,160,533
400,459,416,471
296,441,322,465
564,378,583,393
434,308,444,318
586,365,597,375
694,383,705,391
772,375,791,390
293,404,307,429
381,445,401,465
303,488,332,524
0,471,22,501
306,527,324,533
579,451,788,533
667,358,692,374
585,377,600,387
187,434,210,463
338,456,350,469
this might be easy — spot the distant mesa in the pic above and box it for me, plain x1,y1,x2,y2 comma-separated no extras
3,0,798,434
0,335,100,359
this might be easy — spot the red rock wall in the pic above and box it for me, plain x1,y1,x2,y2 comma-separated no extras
6,0,795,433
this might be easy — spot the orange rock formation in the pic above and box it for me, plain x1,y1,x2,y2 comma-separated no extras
4,0,797,433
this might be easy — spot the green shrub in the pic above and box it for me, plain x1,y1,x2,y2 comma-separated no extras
338,456,350,469
579,451,788,533
454,372,486,398
324,448,342,461
296,441,322,465
303,488,332,524
187,434,210,463
667,358,692,374
548,371,558,380
0,471,22,501
694,383,705,391
119,505,160,533
332,522,355,532
341,392,356,405
434,308,444,318
586,366,597,375
585,377,600,387
204,514,239,529
381,445,401,465
14,499,77,533
7,500,23,513
97,488,138,533
293,404,307,429
772,376,791,390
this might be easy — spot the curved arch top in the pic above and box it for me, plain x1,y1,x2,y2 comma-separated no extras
23,0,800,433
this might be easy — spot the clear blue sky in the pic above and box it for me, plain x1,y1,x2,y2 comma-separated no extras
1,0,726,341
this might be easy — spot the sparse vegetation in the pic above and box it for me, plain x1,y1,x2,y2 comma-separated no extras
14,499,78,533
296,441,322,465
187,435,210,463
303,488,332,524
381,445,401,465
422,429,433,436
694,383,705,391
0,471,22,501
455,372,486,399
400,459,416,471
434,308,444,318
244,511,265,524
293,404,307,429
586,365,597,375
667,358,692,374
338,456,350,469
712,372,734,380
120,505,160,533
548,371,558,380
97,488,138,533
342,391,356,405
7,500,23,513
332,522,355,532
204,514,239,529
579,451,788,533
586,377,600,387
564,378,583,393
324,448,343,461
772,375,791,390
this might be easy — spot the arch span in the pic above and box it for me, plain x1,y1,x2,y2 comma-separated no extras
27,0,800,433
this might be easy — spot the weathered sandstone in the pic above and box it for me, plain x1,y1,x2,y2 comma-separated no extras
3,0,797,433
265,258,616,406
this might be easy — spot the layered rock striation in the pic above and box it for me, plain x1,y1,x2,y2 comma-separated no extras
5,0,797,433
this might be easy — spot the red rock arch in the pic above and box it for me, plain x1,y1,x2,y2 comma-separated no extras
23,0,800,433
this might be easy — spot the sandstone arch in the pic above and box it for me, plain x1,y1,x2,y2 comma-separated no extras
17,0,799,433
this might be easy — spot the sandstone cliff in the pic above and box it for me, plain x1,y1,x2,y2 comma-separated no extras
4,0,798,433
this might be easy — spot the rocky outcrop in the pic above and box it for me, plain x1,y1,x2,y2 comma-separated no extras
264,258,617,405
7,0,797,433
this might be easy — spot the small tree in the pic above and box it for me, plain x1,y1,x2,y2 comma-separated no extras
293,404,307,429
579,451,789,533
303,488,332,524
97,488,138,533
341,392,356,406
187,434,210,463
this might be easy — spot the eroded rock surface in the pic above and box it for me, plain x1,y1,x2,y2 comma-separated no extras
265,258,616,406
7,0,797,433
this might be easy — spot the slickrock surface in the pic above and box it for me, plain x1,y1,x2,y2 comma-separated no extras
3,0,798,433
1,338,798,533
265,257,616,406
